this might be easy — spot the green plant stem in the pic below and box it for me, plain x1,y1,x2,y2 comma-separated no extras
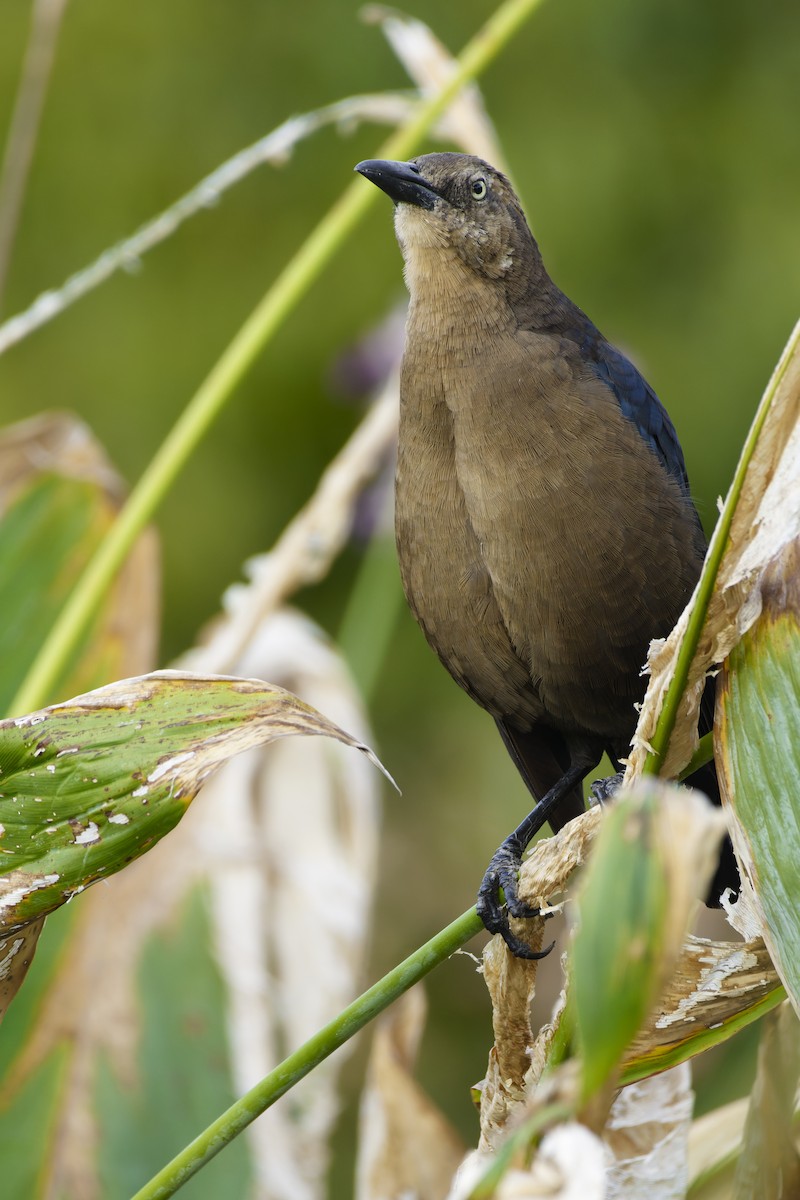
679,731,713,779
642,317,800,777
9,0,547,720
131,905,484,1200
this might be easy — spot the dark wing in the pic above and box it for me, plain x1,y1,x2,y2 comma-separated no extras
583,332,691,497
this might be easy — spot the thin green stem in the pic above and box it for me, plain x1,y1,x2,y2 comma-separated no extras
643,318,800,777
131,906,484,1200
9,0,547,719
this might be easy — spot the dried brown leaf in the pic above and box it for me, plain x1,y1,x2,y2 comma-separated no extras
0,918,44,1021
625,936,778,1072
478,929,544,1151
356,987,466,1200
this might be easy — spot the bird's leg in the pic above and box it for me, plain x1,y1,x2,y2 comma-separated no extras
589,770,625,807
477,753,599,960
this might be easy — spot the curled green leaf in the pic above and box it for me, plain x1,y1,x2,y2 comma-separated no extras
0,670,391,933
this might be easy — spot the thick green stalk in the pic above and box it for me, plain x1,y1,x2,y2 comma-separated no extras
131,906,484,1200
9,0,546,719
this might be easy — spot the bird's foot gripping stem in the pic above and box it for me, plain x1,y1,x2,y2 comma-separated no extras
476,750,602,959
476,836,555,961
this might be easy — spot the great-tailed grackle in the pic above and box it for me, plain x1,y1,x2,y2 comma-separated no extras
355,153,736,958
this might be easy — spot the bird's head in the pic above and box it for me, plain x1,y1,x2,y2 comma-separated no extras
355,153,537,285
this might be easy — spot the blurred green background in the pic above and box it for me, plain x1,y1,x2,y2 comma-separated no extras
1,0,798,1190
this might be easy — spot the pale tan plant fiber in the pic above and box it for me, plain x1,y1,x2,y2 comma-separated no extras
193,611,382,1200
627,937,778,1063
604,1066,694,1199
478,928,545,1153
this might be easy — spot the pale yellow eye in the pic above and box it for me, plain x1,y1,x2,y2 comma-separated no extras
471,177,487,200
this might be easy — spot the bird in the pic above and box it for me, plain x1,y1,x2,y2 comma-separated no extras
355,152,737,958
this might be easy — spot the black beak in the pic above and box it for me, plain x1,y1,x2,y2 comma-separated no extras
355,159,439,210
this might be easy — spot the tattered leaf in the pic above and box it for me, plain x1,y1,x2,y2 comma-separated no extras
605,1065,694,1197
0,412,159,1015
622,936,782,1083
717,544,800,1011
477,922,545,1149
0,921,45,1022
0,670,388,933
513,801,772,1095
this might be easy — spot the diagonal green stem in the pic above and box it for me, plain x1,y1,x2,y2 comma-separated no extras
9,0,547,719
131,906,484,1200
643,317,800,776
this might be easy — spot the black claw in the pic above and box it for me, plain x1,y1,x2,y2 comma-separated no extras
501,932,556,961
477,840,554,959
476,757,604,960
